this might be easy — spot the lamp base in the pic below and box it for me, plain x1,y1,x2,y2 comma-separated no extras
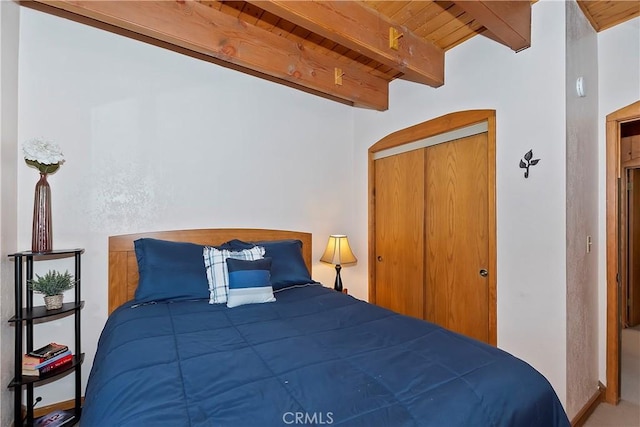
334,264,343,292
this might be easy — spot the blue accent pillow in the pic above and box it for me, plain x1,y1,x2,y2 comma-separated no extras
226,257,275,308
134,238,216,303
225,239,313,290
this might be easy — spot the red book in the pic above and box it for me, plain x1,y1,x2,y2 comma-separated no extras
40,354,73,374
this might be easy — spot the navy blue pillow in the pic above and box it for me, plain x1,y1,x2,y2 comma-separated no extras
134,238,215,303
226,257,275,308
225,239,313,290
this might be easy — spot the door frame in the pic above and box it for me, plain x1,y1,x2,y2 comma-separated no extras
368,109,497,345
605,100,640,404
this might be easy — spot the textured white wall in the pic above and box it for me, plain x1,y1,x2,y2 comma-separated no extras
597,17,640,384
353,0,569,406
565,0,599,419
16,7,356,406
0,1,20,425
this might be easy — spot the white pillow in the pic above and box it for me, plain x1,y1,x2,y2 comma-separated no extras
203,246,265,304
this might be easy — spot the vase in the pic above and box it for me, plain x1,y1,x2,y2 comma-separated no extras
32,173,52,253
44,294,63,310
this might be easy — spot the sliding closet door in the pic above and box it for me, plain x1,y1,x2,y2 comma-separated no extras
425,133,489,342
369,111,496,345
374,149,425,318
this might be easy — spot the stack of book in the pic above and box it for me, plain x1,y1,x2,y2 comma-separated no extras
22,343,72,377
34,409,76,427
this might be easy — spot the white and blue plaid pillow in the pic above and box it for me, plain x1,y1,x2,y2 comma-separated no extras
203,246,265,304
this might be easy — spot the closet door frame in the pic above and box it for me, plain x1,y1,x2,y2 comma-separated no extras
368,109,497,345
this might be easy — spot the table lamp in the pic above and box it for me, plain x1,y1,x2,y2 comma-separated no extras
320,235,357,292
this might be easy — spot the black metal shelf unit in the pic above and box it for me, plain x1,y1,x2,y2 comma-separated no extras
7,249,85,426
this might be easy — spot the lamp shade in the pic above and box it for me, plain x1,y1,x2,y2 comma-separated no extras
320,235,357,266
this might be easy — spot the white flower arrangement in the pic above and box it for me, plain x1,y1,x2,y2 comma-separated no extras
23,138,65,174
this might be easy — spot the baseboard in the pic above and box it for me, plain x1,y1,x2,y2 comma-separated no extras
571,382,606,427
33,397,84,418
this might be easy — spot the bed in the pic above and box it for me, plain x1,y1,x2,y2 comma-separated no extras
82,228,569,426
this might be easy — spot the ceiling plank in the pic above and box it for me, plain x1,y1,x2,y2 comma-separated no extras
577,0,640,33
246,0,444,87
453,1,531,52
31,0,389,110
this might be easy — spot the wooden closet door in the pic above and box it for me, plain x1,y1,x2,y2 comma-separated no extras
374,149,425,319
425,132,489,342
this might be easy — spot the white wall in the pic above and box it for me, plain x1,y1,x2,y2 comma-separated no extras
596,17,640,384
565,0,599,418
353,0,569,405
16,7,355,406
0,1,20,425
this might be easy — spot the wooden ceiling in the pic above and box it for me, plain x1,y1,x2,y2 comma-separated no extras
578,0,640,32
24,1,640,111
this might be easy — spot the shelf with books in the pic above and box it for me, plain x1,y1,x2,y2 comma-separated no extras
7,249,84,427
10,354,85,387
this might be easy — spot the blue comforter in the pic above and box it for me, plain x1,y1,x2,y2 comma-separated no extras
82,284,569,426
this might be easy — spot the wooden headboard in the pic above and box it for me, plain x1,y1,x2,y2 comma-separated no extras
108,228,312,314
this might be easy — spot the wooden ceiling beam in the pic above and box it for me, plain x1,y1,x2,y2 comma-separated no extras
246,0,444,87
30,0,389,110
453,1,531,52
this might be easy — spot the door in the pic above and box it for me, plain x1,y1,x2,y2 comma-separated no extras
425,133,489,342
369,110,497,346
373,133,490,342
374,149,425,319
627,168,640,326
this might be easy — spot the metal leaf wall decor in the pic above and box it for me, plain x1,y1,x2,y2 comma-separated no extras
519,150,540,178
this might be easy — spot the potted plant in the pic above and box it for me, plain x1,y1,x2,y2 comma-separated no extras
28,270,75,310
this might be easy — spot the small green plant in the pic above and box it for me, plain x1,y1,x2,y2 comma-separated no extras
28,270,75,296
